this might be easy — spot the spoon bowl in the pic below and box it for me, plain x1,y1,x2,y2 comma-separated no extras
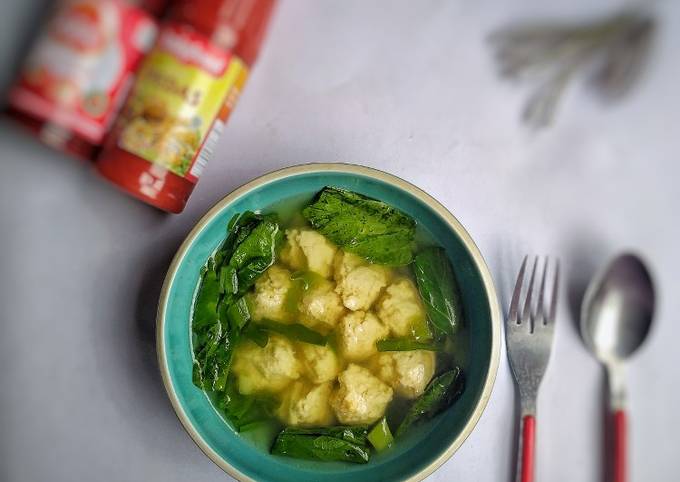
581,253,655,363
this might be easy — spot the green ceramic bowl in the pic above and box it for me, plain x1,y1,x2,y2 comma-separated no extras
157,164,501,482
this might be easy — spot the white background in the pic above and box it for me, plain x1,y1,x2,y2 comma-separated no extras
1,1,679,481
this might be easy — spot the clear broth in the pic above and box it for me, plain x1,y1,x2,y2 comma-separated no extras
205,193,469,452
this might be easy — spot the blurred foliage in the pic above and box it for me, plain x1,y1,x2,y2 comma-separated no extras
489,10,656,128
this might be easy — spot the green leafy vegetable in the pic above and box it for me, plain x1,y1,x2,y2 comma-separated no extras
302,187,416,266
242,322,269,347
271,433,370,464
260,319,327,346
367,418,393,452
219,378,280,431
411,315,433,341
413,247,463,336
192,263,233,391
396,367,464,437
193,263,221,330
192,211,282,391
279,426,369,446
226,219,282,292
225,297,251,332
376,338,442,352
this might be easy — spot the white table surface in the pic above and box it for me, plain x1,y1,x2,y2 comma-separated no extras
1,1,679,481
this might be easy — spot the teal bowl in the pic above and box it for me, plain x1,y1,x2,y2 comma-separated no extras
157,164,501,481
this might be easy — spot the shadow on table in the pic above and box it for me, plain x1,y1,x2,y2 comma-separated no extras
132,236,183,396
489,239,523,482
563,234,611,482
134,246,173,352
110,232,188,434
83,223,211,470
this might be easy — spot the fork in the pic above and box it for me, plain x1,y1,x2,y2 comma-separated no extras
506,256,559,482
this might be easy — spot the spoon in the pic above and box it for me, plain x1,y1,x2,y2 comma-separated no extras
580,253,655,482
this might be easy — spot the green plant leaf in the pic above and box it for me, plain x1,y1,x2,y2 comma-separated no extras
396,367,464,437
413,247,463,336
191,212,282,391
259,319,327,346
302,187,416,266
219,377,280,431
271,433,370,464
278,426,369,446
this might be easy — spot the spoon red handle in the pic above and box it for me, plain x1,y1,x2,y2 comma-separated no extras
612,410,626,482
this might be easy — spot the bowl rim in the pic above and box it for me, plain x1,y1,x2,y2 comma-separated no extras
156,163,502,482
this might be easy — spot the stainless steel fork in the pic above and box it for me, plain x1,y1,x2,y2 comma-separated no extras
506,256,559,482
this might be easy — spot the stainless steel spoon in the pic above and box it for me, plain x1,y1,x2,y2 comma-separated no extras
580,253,655,482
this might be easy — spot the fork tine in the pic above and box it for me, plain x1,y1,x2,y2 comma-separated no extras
521,256,539,327
548,259,560,323
508,255,528,323
536,256,549,322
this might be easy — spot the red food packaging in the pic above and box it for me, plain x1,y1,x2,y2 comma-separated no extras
5,0,167,160
96,0,277,213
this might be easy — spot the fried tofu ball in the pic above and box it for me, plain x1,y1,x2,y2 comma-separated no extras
284,229,337,278
231,335,301,395
376,278,426,337
338,311,389,361
279,229,307,271
298,280,346,328
251,265,293,322
333,250,367,284
372,350,435,399
298,343,341,383
335,265,389,311
278,381,335,427
331,364,394,425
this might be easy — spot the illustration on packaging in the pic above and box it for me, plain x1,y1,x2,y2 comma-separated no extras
117,23,248,181
8,0,158,143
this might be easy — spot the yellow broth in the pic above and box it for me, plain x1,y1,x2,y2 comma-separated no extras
201,196,468,449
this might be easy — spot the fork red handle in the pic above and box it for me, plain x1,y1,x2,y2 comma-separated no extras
611,410,626,482
519,415,536,482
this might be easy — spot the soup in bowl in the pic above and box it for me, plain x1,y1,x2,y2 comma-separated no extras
157,164,500,481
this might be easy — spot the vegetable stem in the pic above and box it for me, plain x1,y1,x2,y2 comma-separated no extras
368,418,394,452
259,319,327,346
376,338,441,352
